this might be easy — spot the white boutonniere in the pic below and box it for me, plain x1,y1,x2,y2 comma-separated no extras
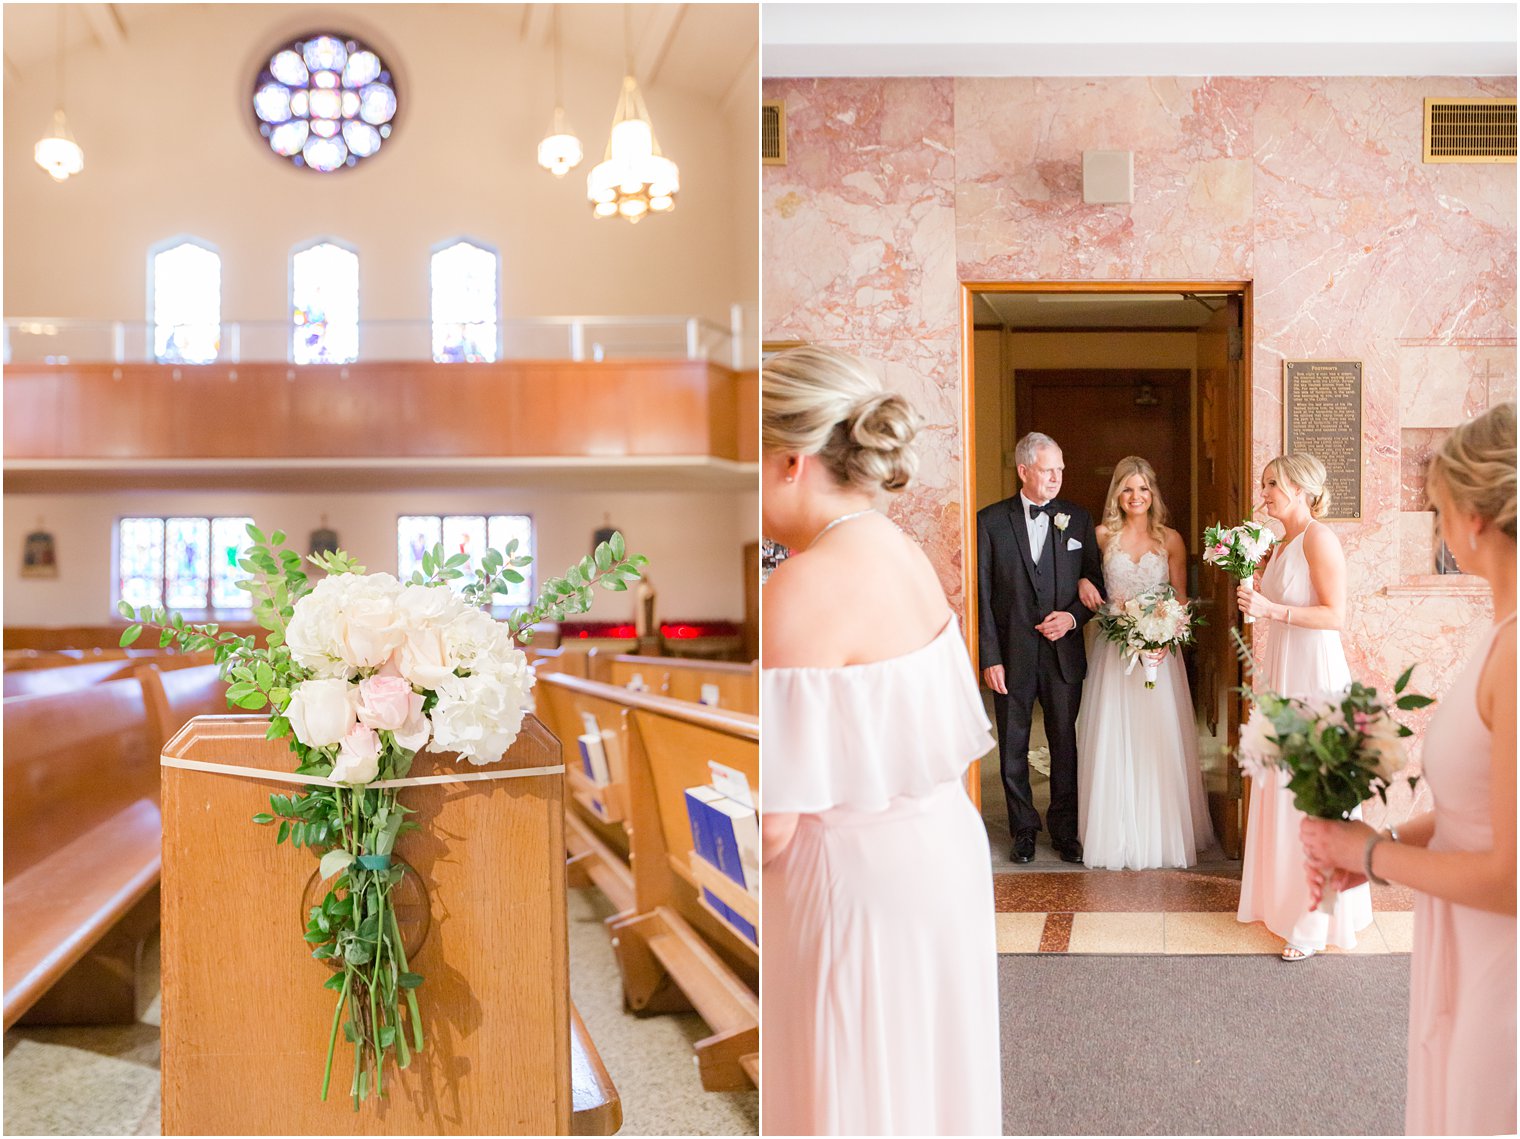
1054,513,1071,532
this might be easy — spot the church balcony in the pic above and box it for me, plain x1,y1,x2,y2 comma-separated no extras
3,315,758,493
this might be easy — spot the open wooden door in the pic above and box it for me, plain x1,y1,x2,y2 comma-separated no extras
1193,293,1251,856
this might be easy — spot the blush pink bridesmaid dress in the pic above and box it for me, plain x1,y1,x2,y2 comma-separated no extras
1237,523,1375,950
1405,613,1516,1135
761,618,1002,1136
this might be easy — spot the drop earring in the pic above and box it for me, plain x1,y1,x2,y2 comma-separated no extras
1469,533,1478,551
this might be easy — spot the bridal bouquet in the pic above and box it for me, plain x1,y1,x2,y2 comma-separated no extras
120,525,646,1107
1094,585,1199,688
1203,520,1275,624
1234,636,1431,912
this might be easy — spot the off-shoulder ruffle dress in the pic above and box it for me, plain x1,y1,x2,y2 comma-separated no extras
761,619,1002,1136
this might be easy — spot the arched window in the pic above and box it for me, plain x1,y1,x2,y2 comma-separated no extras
291,240,359,364
150,239,221,364
430,240,499,363
116,515,254,613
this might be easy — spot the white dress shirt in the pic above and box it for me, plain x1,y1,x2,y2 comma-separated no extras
1020,491,1051,563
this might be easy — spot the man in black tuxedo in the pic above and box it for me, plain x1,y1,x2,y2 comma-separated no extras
976,432,1105,864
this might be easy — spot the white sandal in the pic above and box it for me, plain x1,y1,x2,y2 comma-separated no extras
1281,944,1317,962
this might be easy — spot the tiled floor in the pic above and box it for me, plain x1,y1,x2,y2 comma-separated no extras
992,869,1415,956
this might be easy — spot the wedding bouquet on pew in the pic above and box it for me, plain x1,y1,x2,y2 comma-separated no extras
1232,629,1431,913
120,525,646,1108
1203,519,1276,624
1093,585,1200,688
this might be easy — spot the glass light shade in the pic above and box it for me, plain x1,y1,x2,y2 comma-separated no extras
537,108,582,177
34,111,84,182
609,117,653,163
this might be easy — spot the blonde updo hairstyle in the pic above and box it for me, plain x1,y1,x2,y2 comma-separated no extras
762,345,920,494
1101,455,1170,550
1427,401,1517,541
1265,452,1332,519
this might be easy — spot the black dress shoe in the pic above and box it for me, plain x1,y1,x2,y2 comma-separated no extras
1011,835,1036,863
1055,842,1084,864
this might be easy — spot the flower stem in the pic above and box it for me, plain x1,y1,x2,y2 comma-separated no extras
320,971,351,1102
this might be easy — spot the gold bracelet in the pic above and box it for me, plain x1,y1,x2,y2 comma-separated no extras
1285,607,1292,625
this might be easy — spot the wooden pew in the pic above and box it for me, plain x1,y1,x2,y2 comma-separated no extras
135,662,230,750
3,678,160,1029
604,654,758,713
159,715,619,1134
541,674,759,1092
3,651,216,699
3,649,84,671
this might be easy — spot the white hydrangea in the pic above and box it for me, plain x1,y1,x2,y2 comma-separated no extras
286,573,360,679
1236,706,1281,780
429,667,532,766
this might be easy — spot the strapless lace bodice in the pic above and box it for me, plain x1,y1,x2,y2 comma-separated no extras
1103,540,1170,603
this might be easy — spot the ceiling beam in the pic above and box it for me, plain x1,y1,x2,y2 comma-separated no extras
520,4,553,49
635,4,685,87
719,41,758,115
82,4,127,51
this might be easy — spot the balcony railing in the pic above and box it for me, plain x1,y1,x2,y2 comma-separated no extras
3,307,755,370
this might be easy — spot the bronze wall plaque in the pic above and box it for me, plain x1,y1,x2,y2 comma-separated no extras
1283,360,1362,521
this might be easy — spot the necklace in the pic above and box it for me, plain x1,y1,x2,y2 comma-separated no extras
806,508,877,549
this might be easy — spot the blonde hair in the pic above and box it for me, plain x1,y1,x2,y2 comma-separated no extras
761,345,919,493
1427,401,1516,541
1101,456,1170,550
1266,453,1331,519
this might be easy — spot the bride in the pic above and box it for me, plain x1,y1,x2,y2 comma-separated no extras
1077,456,1215,870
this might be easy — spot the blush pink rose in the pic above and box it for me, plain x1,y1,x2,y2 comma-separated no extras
356,674,422,732
331,723,382,784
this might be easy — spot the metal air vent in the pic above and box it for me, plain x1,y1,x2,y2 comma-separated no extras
762,101,786,165
1424,98,1516,163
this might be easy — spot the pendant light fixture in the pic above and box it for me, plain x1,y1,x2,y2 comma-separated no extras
586,8,678,222
34,6,84,182
536,5,582,178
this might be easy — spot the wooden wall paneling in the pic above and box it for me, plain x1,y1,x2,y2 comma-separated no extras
4,362,737,463
160,716,573,1135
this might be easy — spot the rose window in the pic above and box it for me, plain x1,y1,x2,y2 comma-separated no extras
252,33,398,172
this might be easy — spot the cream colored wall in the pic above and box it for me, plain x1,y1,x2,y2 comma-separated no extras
2,4,757,331
5,485,753,626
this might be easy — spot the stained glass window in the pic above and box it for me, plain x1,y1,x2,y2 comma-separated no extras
252,33,398,172
292,241,359,364
431,241,499,363
117,516,254,615
151,240,221,364
397,514,534,609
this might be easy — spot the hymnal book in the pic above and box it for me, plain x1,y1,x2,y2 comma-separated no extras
626,672,647,692
684,786,730,923
699,683,721,706
577,732,611,786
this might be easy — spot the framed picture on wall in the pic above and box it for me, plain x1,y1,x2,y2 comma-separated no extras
21,529,58,578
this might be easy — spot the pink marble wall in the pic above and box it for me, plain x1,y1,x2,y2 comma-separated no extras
763,75,1516,809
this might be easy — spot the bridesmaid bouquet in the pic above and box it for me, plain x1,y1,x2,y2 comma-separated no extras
120,525,647,1106
1203,520,1276,624
1234,644,1432,912
1095,585,1200,688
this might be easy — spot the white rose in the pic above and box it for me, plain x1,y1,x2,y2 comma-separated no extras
337,573,405,669
1054,512,1070,531
1358,710,1408,781
331,723,382,784
287,677,358,748
429,668,530,766
286,577,353,679
396,625,456,690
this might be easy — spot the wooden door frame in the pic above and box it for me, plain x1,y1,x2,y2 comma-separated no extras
958,280,1255,814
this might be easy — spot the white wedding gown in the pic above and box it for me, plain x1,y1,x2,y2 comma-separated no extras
1077,541,1216,869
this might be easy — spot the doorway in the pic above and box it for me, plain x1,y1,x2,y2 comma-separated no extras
961,282,1253,860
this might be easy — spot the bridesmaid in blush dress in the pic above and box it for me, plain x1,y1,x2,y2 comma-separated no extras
1302,403,1515,1135
1235,452,1374,959
760,347,1001,1136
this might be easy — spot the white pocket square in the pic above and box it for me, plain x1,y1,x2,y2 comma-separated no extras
1066,538,1082,551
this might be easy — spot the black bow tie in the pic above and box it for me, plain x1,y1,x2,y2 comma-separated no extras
1027,501,1053,521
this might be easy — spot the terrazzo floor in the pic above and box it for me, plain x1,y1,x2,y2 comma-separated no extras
2,887,758,1136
